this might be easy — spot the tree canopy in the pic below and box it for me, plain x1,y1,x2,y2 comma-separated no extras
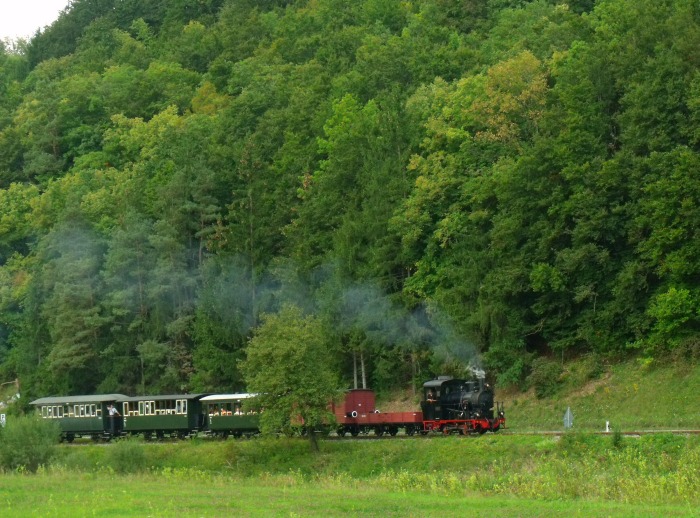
1,0,699,400
240,305,341,450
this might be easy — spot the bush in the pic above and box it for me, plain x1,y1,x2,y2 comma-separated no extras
107,437,147,474
0,414,61,472
527,358,563,399
483,340,533,387
611,428,623,449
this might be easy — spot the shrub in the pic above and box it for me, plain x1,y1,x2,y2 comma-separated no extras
558,431,602,456
107,437,147,473
611,428,623,449
527,357,563,399
0,414,60,473
483,340,533,387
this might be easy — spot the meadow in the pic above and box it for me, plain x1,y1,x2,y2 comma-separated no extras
2,360,700,516
1,468,696,517
0,431,696,516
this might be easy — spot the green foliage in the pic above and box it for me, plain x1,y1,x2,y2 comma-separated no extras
241,305,342,450
0,415,60,473
483,340,532,387
527,357,563,399
107,437,147,473
2,0,700,398
611,428,623,449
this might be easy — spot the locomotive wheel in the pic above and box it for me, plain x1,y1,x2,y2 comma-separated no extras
350,428,359,437
337,428,346,437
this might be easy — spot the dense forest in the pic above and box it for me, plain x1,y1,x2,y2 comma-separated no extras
1,0,699,399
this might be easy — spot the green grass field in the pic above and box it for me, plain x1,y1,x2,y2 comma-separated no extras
6,431,688,517
0,470,696,517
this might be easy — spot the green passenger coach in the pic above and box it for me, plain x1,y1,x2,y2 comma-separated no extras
30,394,127,442
120,394,207,439
200,393,260,437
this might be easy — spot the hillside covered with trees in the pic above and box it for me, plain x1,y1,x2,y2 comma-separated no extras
1,0,699,399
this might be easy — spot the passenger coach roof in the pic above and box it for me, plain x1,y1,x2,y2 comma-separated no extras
30,394,128,405
120,394,208,402
200,394,256,401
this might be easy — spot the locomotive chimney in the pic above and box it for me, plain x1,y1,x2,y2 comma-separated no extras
479,378,484,391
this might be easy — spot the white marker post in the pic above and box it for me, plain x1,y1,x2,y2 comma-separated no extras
563,407,573,430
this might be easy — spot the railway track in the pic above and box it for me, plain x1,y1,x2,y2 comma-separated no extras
326,429,700,439
500,429,700,437
59,428,700,445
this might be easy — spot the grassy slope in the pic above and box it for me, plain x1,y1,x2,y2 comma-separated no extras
48,432,700,508
500,358,700,431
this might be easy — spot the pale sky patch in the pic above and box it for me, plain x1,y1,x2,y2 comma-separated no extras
0,0,70,41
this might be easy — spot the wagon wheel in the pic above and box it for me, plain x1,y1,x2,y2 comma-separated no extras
65,434,75,443
375,427,384,437
389,426,399,436
405,426,415,436
337,427,347,437
350,428,360,437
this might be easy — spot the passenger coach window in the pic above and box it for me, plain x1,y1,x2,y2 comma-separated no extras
139,401,155,415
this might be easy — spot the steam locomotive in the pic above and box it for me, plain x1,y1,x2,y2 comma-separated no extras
30,376,505,442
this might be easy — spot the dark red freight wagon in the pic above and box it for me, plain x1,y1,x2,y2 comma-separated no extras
333,389,424,436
